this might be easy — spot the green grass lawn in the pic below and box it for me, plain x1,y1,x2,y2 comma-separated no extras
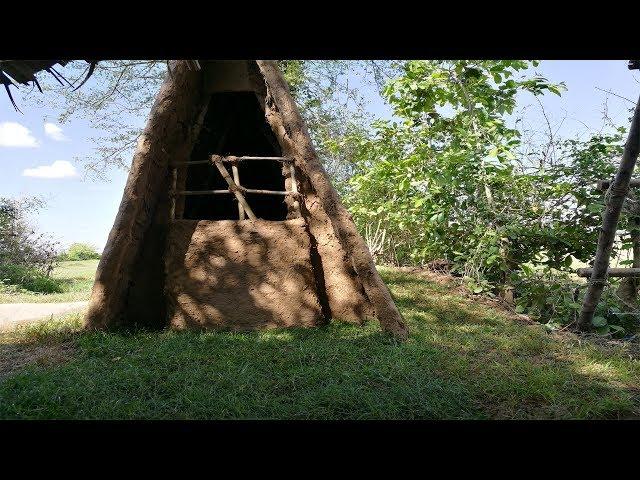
0,267,638,419
0,260,99,304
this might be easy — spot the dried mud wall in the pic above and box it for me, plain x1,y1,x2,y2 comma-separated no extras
85,61,208,329
256,60,408,339
165,219,324,330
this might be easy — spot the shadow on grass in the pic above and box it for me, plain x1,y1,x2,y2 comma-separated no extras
0,271,638,420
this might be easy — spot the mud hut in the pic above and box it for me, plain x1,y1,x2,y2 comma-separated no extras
76,60,407,339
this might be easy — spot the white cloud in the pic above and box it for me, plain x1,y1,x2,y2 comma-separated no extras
44,122,68,141
0,121,39,147
23,160,78,179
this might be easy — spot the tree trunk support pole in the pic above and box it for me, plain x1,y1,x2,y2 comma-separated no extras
578,93,640,329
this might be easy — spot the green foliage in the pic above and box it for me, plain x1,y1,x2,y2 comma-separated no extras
0,264,64,294
59,243,101,261
0,197,59,285
0,259,99,304
279,60,400,189
345,60,624,293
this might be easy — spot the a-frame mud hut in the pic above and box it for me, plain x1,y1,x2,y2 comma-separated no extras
85,60,407,340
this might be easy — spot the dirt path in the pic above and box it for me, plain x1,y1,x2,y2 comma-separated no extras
0,302,88,331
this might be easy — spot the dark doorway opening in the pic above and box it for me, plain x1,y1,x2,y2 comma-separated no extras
182,92,287,221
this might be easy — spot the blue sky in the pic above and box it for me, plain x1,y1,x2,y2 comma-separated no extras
1,60,638,252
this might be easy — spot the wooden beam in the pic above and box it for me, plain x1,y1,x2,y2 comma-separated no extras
577,268,640,277
174,188,297,196
289,163,300,212
232,164,245,220
170,155,293,168
211,155,257,220
176,189,231,195
597,178,640,191
257,60,408,340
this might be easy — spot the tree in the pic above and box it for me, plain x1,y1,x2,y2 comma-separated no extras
345,60,580,287
0,197,60,292
59,243,101,261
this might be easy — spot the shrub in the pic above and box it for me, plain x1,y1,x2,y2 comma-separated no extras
61,243,101,261
513,269,639,337
0,196,58,278
0,264,64,294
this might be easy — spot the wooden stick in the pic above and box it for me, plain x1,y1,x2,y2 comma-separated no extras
232,164,245,220
176,189,231,195
211,155,257,220
597,178,640,191
170,156,293,167
174,188,297,197
289,163,300,211
577,268,640,277
225,156,292,162
242,188,296,196
578,92,640,329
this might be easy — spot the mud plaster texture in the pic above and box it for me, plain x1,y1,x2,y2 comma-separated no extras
165,219,324,330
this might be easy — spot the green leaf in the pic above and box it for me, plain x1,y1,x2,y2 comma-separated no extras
591,316,607,328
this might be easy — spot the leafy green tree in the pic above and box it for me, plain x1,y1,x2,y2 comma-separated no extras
0,197,61,293
346,60,580,287
59,243,101,261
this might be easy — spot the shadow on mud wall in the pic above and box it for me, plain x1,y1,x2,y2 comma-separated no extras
165,219,325,331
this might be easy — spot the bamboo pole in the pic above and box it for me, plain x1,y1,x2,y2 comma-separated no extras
578,92,640,329
211,155,257,220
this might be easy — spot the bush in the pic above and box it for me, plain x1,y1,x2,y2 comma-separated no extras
60,243,101,261
513,269,639,337
0,264,64,294
1,197,58,276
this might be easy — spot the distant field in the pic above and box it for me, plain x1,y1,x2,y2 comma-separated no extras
0,260,99,304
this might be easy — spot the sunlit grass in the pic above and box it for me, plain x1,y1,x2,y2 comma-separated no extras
0,260,98,304
0,267,638,419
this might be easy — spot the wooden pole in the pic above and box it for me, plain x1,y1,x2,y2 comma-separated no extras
231,163,245,220
597,178,640,190
289,163,300,212
577,267,640,277
578,92,640,329
211,155,257,220
170,156,293,167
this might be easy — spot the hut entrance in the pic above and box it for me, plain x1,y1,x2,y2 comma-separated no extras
165,90,321,330
178,92,290,221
